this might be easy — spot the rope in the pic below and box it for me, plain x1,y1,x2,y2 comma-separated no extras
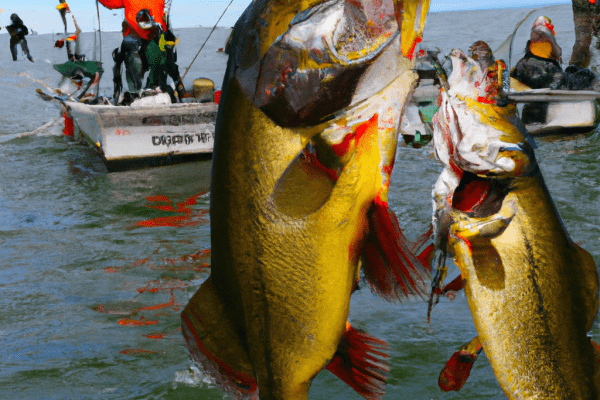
181,0,235,80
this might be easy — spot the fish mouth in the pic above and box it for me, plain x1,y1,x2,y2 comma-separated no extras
451,172,511,218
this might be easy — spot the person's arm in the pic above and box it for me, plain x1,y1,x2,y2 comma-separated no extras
97,0,124,10
72,15,81,35
72,16,81,56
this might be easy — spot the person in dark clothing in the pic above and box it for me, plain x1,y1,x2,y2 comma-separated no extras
110,10,185,104
512,15,600,91
112,9,184,104
112,19,144,102
55,2,85,62
569,0,600,69
513,14,600,125
512,16,563,89
139,11,184,103
6,13,33,62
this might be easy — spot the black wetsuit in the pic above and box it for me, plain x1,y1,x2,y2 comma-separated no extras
142,28,183,103
512,44,600,91
512,45,564,89
6,14,33,62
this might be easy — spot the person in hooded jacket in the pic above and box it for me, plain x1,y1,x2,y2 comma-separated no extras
511,16,564,89
98,0,185,104
6,13,33,62
512,15,600,91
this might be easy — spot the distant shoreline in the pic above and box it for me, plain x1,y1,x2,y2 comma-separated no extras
0,25,234,35
2,3,572,36
428,3,568,14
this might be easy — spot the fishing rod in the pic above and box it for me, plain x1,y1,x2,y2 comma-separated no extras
96,0,103,63
181,0,235,80
165,0,173,31
493,8,538,92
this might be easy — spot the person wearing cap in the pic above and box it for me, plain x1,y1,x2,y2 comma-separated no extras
6,13,33,62
98,0,166,40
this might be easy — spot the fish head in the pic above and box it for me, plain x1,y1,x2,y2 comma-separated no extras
434,48,534,178
447,48,493,104
229,0,431,127
468,41,495,71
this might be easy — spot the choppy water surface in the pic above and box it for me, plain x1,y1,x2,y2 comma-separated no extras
1,4,599,399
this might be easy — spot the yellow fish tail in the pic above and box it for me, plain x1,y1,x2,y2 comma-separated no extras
181,277,257,398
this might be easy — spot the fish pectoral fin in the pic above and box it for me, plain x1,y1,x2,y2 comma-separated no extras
181,277,257,396
361,196,430,302
271,145,338,218
591,340,600,362
439,274,465,301
450,202,515,241
325,322,389,400
438,336,482,392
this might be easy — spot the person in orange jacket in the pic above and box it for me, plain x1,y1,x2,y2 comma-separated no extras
97,0,166,40
99,0,184,104
99,0,166,99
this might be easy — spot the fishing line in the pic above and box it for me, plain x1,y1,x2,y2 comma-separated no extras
181,0,235,80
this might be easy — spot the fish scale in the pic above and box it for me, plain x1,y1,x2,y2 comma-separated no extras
182,0,431,398
431,47,600,399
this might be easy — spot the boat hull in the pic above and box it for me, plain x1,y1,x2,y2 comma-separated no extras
64,101,218,169
507,86,600,135
520,100,599,135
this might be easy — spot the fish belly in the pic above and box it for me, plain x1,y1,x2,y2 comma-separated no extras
452,177,600,399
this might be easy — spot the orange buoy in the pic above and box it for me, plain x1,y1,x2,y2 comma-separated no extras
63,111,74,136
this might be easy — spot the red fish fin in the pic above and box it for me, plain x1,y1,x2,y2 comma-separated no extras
181,277,258,398
440,274,464,301
417,243,435,271
591,340,600,361
361,195,430,301
412,224,434,252
438,336,482,392
326,322,390,400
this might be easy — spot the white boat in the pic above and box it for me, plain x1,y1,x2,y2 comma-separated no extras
38,90,218,171
399,76,439,147
507,83,600,136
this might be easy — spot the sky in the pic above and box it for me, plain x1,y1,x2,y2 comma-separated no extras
0,0,571,35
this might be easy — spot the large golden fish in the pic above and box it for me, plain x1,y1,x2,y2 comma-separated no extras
181,0,431,399
430,47,600,398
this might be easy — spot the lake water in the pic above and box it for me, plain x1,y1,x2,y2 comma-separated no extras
0,4,599,399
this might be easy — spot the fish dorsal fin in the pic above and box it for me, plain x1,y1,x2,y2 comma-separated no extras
325,322,389,400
